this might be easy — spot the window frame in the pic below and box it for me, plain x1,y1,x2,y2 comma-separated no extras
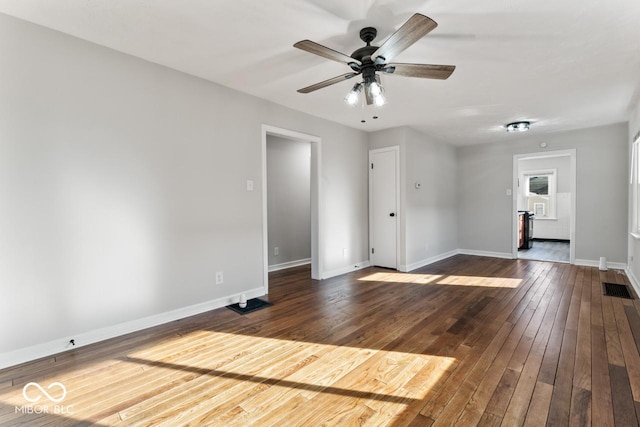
520,169,557,220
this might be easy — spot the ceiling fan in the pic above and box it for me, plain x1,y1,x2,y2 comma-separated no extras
294,13,455,107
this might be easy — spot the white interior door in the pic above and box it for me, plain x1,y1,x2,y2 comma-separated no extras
369,147,399,269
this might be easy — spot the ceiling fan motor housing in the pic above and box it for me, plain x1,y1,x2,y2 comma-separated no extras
351,28,381,76
359,27,377,44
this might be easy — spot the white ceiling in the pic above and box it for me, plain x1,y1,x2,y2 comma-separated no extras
1,0,639,145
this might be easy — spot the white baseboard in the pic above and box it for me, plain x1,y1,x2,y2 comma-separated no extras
400,250,458,272
322,260,371,279
626,266,640,298
574,259,627,270
268,258,311,272
457,249,514,259
0,287,266,370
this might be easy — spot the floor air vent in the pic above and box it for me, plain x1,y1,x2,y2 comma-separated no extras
603,282,634,299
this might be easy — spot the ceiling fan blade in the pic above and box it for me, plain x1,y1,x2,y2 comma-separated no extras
297,73,359,93
294,40,360,65
384,63,455,80
372,14,438,63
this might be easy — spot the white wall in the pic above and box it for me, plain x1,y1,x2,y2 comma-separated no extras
457,123,628,262
518,155,571,240
266,136,311,267
369,127,458,271
0,14,369,364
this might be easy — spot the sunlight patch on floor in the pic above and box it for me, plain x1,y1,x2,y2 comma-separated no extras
117,335,458,424
359,272,522,288
1,331,457,424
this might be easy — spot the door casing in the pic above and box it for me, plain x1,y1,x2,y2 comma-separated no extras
261,125,322,293
511,149,576,263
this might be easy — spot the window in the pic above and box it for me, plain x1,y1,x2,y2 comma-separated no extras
522,170,557,219
528,176,548,195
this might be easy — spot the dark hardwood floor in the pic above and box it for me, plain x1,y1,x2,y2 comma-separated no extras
1,255,639,426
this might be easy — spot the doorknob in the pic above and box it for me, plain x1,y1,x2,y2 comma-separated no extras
389,213,395,217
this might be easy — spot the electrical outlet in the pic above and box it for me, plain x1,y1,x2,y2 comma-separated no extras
215,271,224,285
274,247,279,256
343,248,347,258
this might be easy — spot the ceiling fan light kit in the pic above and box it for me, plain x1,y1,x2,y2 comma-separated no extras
294,13,455,120
344,82,363,106
506,121,531,132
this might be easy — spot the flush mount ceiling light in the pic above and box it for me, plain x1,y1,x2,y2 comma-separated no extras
506,121,531,132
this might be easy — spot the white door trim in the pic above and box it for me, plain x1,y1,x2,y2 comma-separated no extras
261,125,322,293
369,146,401,269
512,149,576,263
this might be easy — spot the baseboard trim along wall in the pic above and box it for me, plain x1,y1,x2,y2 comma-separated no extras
400,250,459,272
0,287,265,370
268,258,311,272
322,260,371,280
574,259,627,270
457,249,514,259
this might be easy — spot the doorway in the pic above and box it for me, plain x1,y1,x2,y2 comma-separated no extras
266,135,311,271
261,125,322,294
512,149,576,263
369,146,400,269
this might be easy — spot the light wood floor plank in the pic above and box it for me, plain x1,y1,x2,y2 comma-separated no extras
523,381,553,427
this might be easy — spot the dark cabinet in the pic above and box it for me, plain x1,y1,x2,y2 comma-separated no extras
518,211,534,249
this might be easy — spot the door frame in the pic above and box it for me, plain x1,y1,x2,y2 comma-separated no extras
261,125,322,294
512,149,576,263
369,146,401,269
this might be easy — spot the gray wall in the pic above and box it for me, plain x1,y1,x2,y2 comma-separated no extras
404,128,458,268
369,127,458,270
0,13,369,357
266,136,311,266
457,123,628,262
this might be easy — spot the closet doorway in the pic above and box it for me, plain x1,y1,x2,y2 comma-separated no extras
261,125,322,294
